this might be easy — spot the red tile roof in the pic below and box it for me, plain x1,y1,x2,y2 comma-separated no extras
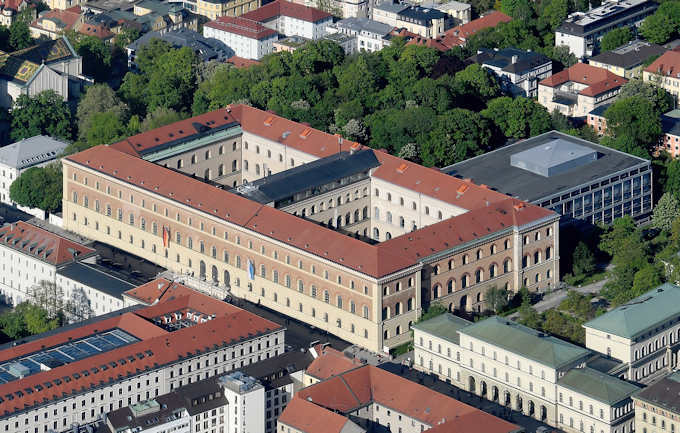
0,282,281,416
67,105,557,278
306,345,359,380
226,55,261,68
204,16,277,40
0,221,95,266
289,365,522,433
76,22,114,40
539,63,627,97
645,50,680,77
441,11,511,48
390,28,449,52
1,0,30,12
110,108,240,156
241,0,331,23
278,397,351,433
31,6,82,33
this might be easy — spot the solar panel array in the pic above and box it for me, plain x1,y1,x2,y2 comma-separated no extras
0,329,138,384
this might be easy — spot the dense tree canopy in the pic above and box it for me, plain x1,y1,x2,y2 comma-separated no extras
641,1,680,44
600,27,632,51
10,91,72,141
9,164,63,213
603,96,662,158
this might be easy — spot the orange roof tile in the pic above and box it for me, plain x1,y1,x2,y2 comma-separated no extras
539,63,627,96
226,56,261,68
241,0,331,23
0,283,282,416
306,346,359,380
204,16,277,40
645,50,680,77
0,221,95,266
441,11,511,48
290,365,522,433
278,397,351,433
66,105,556,278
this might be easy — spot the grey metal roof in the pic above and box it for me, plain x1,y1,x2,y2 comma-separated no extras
558,367,640,404
589,40,666,69
509,138,597,178
231,150,380,205
556,0,657,37
0,135,68,170
412,313,472,345
442,130,650,203
128,28,231,61
469,47,551,75
458,316,591,369
239,349,314,389
588,103,611,117
373,0,409,14
634,371,680,413
662,109,680,136
335,17,394,35
583,283,680,339
419,0,470,11
397,5,447,22
57,262,137,300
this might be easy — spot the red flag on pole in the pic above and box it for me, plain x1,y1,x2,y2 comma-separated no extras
163,226,169,248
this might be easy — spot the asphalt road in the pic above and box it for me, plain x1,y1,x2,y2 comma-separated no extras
226,297,352,352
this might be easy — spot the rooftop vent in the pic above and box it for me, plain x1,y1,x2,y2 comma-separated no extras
264,116,274,127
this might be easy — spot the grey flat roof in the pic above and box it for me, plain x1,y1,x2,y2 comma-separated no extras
0,135,68,170
589,40,666,69
335,17,394,35
232,150,380,204
442,131,650,203
662,109,680,136
57,262,137,300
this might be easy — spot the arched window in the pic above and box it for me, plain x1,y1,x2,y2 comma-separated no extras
534,251,541,264
255,164,260,175
476,249,482,260
504,259,512,273
489,264,497,278
407,298,414,311
285,275,291,288
462,274,470,289
345,213,350,225
399,216,405,228
298,280,304,293
386,211,392,223
232,160,237,172
395,302,402,315
475,269,483,284
433,284,441,299
218,164,225,176
504,239,510,249
200,241,205,254
522,255,528,268
447,279,454,293
140,218,146,231
363,306,369,318
373,228,379,240
362,206,368,219
490,244,497,254
462,254,469,265
187,237,193,249
152,222,158,235
546,247,552,260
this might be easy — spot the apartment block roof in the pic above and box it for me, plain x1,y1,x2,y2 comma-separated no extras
590,40,666,69
459,316,591,369
412,313,471,345
241,0,331,23
68,105,556,279
0,281,281,417
0,222,95,266
441,11,511,47
289,365,522,433
633,371,680,413
539,62,627,97
0,135,67,170
238,349,314,389
583,283,680,339
31,6,82,34
556,0,657,37
204,15,277,40
469,47,551,75
645,49,680,77
335,17,394,36
443,130,650,203
662,109,680,136
557,367,640,405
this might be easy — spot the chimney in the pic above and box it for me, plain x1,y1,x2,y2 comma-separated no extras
511,55,518,64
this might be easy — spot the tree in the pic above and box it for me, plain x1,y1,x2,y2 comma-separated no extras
342,118,367,142
72,35,113,82
76,84,129,140
397,142,421,163
572,241,596,278
85,111,128,146
666,158,680,200
653,192,680,232
641,2,680,44
29,280,65,318
631,264,664,298
482,97,552,139
65,287,92,323
421,109,492,167
453,64,500,109
517,302,542,329
618,80,673,115
417,304,447,323
500,0,534,20
604,96,662,156
537,0,569,32
485,286,509,313
600,27,632,52
9,20,31,50
9,163,62,212
599,215,636,257
141,107,185,132
114,26,141,50
10,90,73,141
21,302,59,335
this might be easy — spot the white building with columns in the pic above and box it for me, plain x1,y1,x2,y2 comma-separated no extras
414,314,639,433
583,283,680,383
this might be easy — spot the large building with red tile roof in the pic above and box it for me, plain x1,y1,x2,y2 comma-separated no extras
644,50,680,109
203,16,277,60
240,0,332,40
0,278,283,432
279,364,523,433
62,103,559,353
440,10,511,48
538,62,627,118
